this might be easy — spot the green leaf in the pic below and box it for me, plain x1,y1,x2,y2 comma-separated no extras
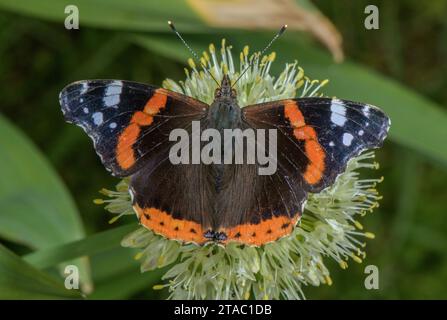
0,0,204,32
24,224,138,269
0,115,91,289
0,244,81,299
24,225,165,299
0,0,342,59
88,247,165,299
90,266,164,299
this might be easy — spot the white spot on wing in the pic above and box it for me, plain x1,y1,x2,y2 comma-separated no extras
80,82,88,94
329,141,335,147
330,99,347,126
104,95,120,107
104,81,123,107
342,133,354,146
362,105,370,117
109,122,117,129
83,107,89,114
358,130,364,136
106,81,123,95
92,112,103,126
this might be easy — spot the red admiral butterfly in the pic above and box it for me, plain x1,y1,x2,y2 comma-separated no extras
59,24,390,246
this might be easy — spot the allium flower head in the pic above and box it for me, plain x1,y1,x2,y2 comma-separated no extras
97,40,383,300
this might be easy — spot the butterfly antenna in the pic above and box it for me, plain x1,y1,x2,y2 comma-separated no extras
232,25,287,88
168,21,220,86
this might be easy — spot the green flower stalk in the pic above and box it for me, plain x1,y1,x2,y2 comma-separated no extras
96,40,383,300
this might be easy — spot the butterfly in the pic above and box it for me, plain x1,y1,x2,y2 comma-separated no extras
59,73,390,246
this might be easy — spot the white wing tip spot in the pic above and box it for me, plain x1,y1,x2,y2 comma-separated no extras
80,82,89,94
362,105,370,117
104,81,123,107
330,99,347,126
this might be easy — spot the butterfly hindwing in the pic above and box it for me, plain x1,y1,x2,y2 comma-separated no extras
59,80,208,177
215,162,305,245
243,97,390,193
130,146,216,244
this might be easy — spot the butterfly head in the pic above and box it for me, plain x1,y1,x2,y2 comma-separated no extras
215,75,237,100
209,74,241,128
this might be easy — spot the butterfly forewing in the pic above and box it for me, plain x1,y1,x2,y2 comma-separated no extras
59,80,208,177
243,97,390,193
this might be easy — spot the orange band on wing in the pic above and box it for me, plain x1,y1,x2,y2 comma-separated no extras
284,101,305,127
131,111,154,126
143,91,168,115
303,140,325,184
220,214,300,246
117,124,141,169
134,204,207,244
116,89,168,170
284,100,326,185
293,126,317,140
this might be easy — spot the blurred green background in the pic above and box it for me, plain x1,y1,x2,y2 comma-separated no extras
0,0,446,299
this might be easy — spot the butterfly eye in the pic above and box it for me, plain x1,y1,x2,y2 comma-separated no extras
231,89,237,97
214,88,221,98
